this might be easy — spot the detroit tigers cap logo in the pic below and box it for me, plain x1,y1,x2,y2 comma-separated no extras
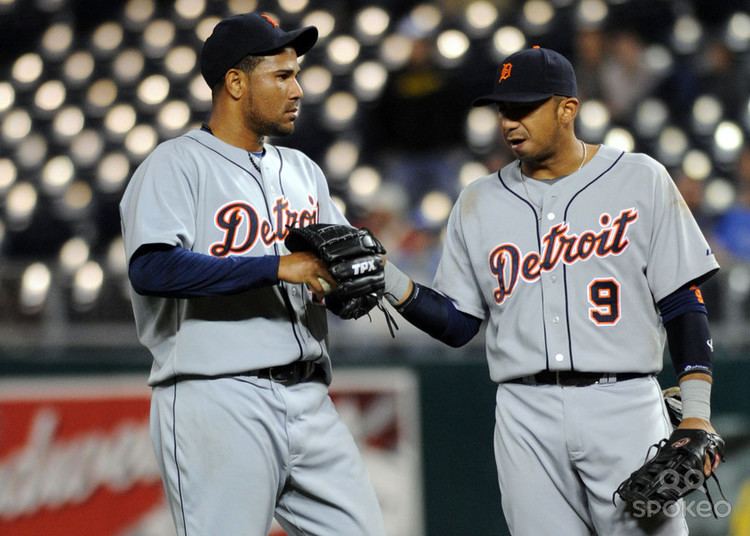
260,12,280,27
499,62,512,82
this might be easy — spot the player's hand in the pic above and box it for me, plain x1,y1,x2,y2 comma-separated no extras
678,417,721,475
277,251,337,297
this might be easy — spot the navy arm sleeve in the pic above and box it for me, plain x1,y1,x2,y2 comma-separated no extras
657,285,713,378
128,243,280,298
397,284,482,347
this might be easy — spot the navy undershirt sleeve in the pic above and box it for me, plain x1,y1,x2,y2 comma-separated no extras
128,243,280,298
398,283,482,347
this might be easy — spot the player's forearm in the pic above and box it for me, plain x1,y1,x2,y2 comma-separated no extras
129,243,279,298
384,261,481,347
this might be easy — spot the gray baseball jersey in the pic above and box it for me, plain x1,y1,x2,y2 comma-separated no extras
434,144,719,382
120,128,347,386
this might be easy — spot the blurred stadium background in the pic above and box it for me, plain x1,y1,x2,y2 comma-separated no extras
0,0,749,535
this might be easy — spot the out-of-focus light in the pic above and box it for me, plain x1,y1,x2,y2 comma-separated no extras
380,34,414,70
713,121,744,163
62,50,95,87
704,178,735,213
188,75,212,110
86,79,118,115
459,161,490,188
744,98,750,132
137,74,170,107
522,0,554,33
278,0,307,14
726,12,750,52
33,80,66,115
92,22,124,58
353,61,388,101
124,0,156,31
303,10,335,40
37,0,66,12
634,98,668,138
325,140,359,180
355,6,390,44
71,130,105,168
41,22,74,60
165,46,197,80
299,65,332,103
20,263,51,314
466,107,498,151
72,261,104,310
656,126,689,167
97,152,130,193
12,53,44,85
323,92,358,130
492,26,526,60
327,35,360,71
62,181,94,214
125,124,159,158
195,15,220,42
6,182,38,228
578,100,610,141
52,106,85,141
104,103,137,139
112,49,145,85
174,0,205,22
420,191,452,225
227,0,258,15
15,135,47,170
603,127,635,152
143,19,176,58
107,237,128,277
577,0,608,27
436,29,470,65
728,265,750,295
59,237,90,274
671,15,702,55
0,82,15,113
691,95,723,136
349,166,381,198
157,100,191,134
409,4,442,37
41,155,74,195
1,108,32,144
464,1,498,37
0,158,17,194
644,45,673,76
682,150,712,181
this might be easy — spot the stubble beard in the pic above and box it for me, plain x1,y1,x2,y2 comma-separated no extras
244,96,295,140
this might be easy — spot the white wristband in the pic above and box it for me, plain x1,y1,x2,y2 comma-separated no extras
679,378,712,421
384,262,412,306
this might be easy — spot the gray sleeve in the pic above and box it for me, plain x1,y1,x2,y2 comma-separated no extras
119,143,197,262
646,164,719,301
432,198,487,319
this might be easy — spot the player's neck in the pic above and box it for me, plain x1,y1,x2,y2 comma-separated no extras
521,139,589,180
206,116,265,153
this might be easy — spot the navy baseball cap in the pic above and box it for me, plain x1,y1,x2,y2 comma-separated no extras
201,12,318,88
472,47,577,106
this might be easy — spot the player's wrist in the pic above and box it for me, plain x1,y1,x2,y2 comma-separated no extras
384,261,413,306
678,377,712,421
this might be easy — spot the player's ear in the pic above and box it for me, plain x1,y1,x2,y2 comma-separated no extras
223,68,246,100
557,97,579,126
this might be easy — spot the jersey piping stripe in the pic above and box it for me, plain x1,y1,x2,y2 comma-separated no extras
561,150,626,370
497,171,551,370
185,135,305,361
172,383,189,536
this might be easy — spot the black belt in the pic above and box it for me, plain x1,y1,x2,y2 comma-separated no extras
508,371,650,387
154,361,323,387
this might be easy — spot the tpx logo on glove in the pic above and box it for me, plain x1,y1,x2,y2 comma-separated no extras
352,259,378,275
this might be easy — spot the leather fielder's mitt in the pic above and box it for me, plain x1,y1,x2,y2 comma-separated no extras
285,224,396,328
613,428,726,516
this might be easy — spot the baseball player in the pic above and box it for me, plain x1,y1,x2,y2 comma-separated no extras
119,12,385,536
383,47,721,534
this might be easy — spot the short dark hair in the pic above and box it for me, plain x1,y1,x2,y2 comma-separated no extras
211,54,265,93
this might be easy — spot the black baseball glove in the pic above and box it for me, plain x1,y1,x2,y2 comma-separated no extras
285,223,388,321
613,428,725,516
